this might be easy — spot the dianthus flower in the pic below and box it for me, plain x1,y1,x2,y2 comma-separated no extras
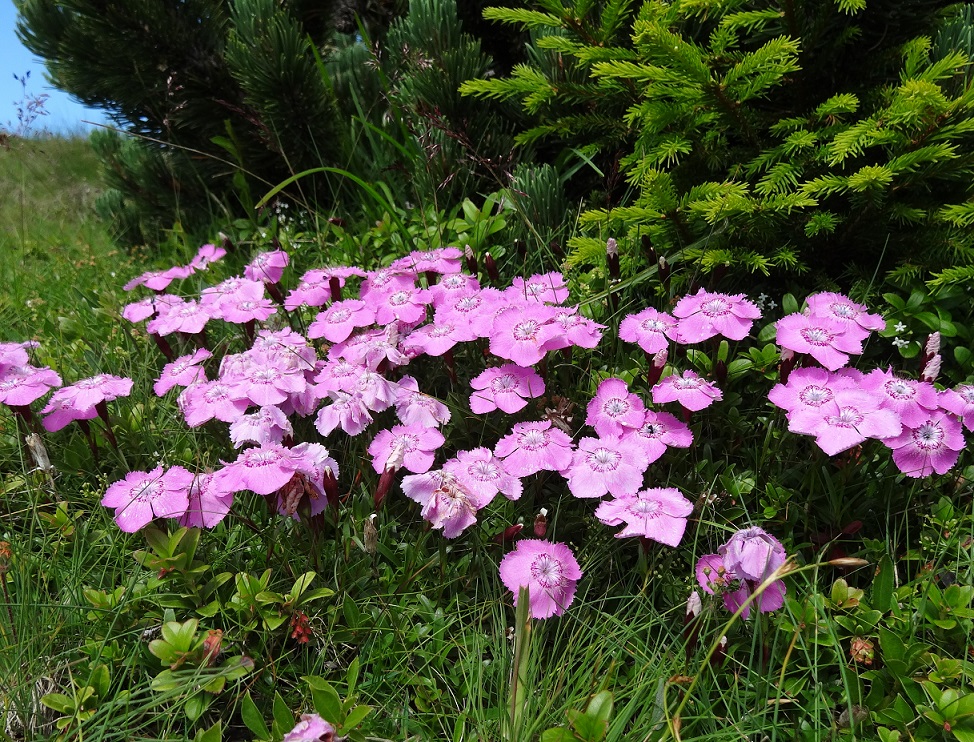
941,383,974,431
282,713,337,742
368,424,444,474
565,436,648,499
284,269,333,310
427,272,480,308
178,381,250,427
213,444,300,495
41,374,133,431
402,319,466,357
122,297,156,323
672,289,761,343
402,469,489,538
586,377,646,437
394,376,451,428
123,265,193,292
146,297,211,336
488,303,560,367
775,313,862,371
619,307,678,353
788,388,901,455
696,551,786,619
359,268,414,301
509,272,570,304
805,292,885,337
861,368,940,427
651,370,722,412
314,391,373,436
594,487,693,545
0,341,37,371
469,364,545,414
153,349,212,396
543,307,605,351
767,366,860,422
200,277,266,312
188,242,226,271
883,410,965,478
101,466,193,532
620,410,693,465
499,539,582,619
177,472,234,529
434,289,506,338
494,420,574,477
213,290,277,325
444,447,523,501
373,285,431,326
229,405,293,448
244,249,289,284
0,364,62,407
271,442,339,520
720,527,787,583
697,527,788,618
391,247,464,277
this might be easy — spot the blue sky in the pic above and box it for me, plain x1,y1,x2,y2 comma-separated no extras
1,0,111,134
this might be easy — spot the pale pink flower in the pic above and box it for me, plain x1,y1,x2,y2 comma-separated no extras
767,366,860,421
282,713,337,742
775,314,862,370
122,297,155,323
177,472,234,529
101,466,193,532
229,405,293,448
433,289,504,339
720,527,786,582
374,285,431,326
307,300,376,343
285,269,333,310
368,424,444,474
788,388,901,455
214,292,277,325
543,307,605,351
146,297,211,336
200,277,266,311
402,470,488,538
620,410,693,465
188,242,226,271
427,272,480,308
488,303,560,367
272,442,340,520
244,249,289,284
651,370,722,412
594,487,693,545
178,381,250,427
619,307,678,353
314,391,373,436
696,551,785,619
41,374,133,431
805,292,885,335
359,268,414,301
444,447,523,501
883,410,965,478
586,378,646,437
673,289,761,343
214,444,299,495
941,384,974,431
391,247,464,277
354,370,399,413
0,364,62,406
509,272,570,305
154,349,212,396
565,436,647,499
394,376,451,428
123,265,193,292
469,364,545,414
861,368,941,427
0,341,36,371
499,539,582,619
403,319,466,357
494,420,574,477
314,358,365,395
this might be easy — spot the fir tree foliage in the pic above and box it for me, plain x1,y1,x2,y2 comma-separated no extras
463,0,974,290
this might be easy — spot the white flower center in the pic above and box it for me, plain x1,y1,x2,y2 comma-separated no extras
586,448,620,472
826,407,863,428
884,379,915,400
800,327,832,346
520,429,549,450
913,422,945,450
799,386,833,406
530,554,564,588
701,298,729,317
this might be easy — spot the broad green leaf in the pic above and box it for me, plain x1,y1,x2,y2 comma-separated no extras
241,691,270,739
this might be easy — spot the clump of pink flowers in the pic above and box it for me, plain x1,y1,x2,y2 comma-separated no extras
499,539,582,619
696,527,788,618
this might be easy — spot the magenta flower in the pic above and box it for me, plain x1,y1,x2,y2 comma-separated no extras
499,539,582,619
788,388,901,455
775,313,862,370
402,470,488,538
488,303,559,367
0,341,37,371
652,370,722,412
941,384,974,431
200,277,266,311
428,272,480,308
620,410,693,465
0,364,62,406
805,292,885,335
391,247,464,277
565,436,647,499
359,268,414,301
123,265,193,292
403,319,466,357
101,466,193,532
883,410,965,478
188,242,226,271
368,424,445,474
282,713,337,742
314,391,373,436
41,374,134,432
273,442,340,520
494,420,574,477
767,366,860,421
177,473,234,529
374,285,431,326
244,249,289,284
673,289,761,343
308,300,376,343
586,378,646,437
435,287,509,339
696,552,786,619
178,381,250,427
213,291,277,325
229,405,293,448
444,447,523,501
619,307,678,353
544,307,605,351
154,349,212,396
284,269,333,310
861,368,940,427
595,487,693,545
214,444,299,495
122,297,156,323
510,272,570,304
470,364,545,414
146,297,211,336
394,376,451,428
720,527,786,583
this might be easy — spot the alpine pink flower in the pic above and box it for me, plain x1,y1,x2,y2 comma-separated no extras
368,424,445,474
402,469,489,538
41,374,134,432
805,292,885,336
586,377,646,437
314,391,373,436
883,410,965,478
620,410,693,465
394,376,451,428
373,285,431,326
122,297,156,323
565,436,648,499
188,242,226,271
499,539,582,619
720,527,787,583
941,383,974,431
788,388,901,455
469,364,544,414
775,313,862,371
229,405,293,448
861,368,940,427
244,249,289,284
652,370,722,412
673,289,761,343
619,307,678,354
307,300,376,343
494,420,574,477
154,349,212,396
282,713,337,742
509,272,570,304
444,447,523,501
101,466,193,532
594,487,693,545
488,303,559,367
0,364,62,406
767,366,860,421
146,297,211,336
696,551,786,619
214,444,299,495
544,307,605,350
178,381,250,427
177,472,234,529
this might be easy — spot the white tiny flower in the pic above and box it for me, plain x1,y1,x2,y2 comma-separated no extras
894,322,907,333
892,337,909,348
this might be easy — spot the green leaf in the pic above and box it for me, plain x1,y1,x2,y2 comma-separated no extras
541,729,578,742
40,693,76,715
241,691,270,740
346,657,360,697
89,664,110,699
309,682,343,725
272,691,293,733
194,720,222,742
185,692,209,722
341,704,372,731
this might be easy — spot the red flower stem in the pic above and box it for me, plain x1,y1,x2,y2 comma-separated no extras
95,401,119,451
329,276,342,302
443,349,458,385
151,332,175,362
76,419,99,464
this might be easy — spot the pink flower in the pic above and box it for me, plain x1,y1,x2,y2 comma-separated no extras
188,242,226,271
394,376,451,428
941,384,974,431
805,292,885,335
565,436,647,499
619,307,678,353
0,364,62,406
374,285,431,326
861,368,940,427
146,297,211,336
214,291,277,325
41,374,133,431
488,303,560,367
509,272,570,304
244,249,289,284
123,265,193,292
229,405,293,448
214,444,299,495
883,410,965,478
200,277,266,311
444,447,523,501
720,527,786,583
178,381,250,427
154,349,212,396
282,713,337,742
652,370,722,412
499,539,582,619
788,388,901,455
403,319,466,357
544,307,605,351
774,314,862,370
391,247,464,277
620,410,693,465
586,378,646,437
673,290,761,343
101,466,194,532
494,420,574,477
767,366,860,420
0,341,37,372
122,297,155,323
427,272,480,308
434,289,506,339
314,391,373,436
359,268,414,301
402,470,488,538
368,424,445,474
469,364,545,414
696,552,786,619
285,269,333,310
594,488,693,545
272,442,340,520
177,472,234,529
